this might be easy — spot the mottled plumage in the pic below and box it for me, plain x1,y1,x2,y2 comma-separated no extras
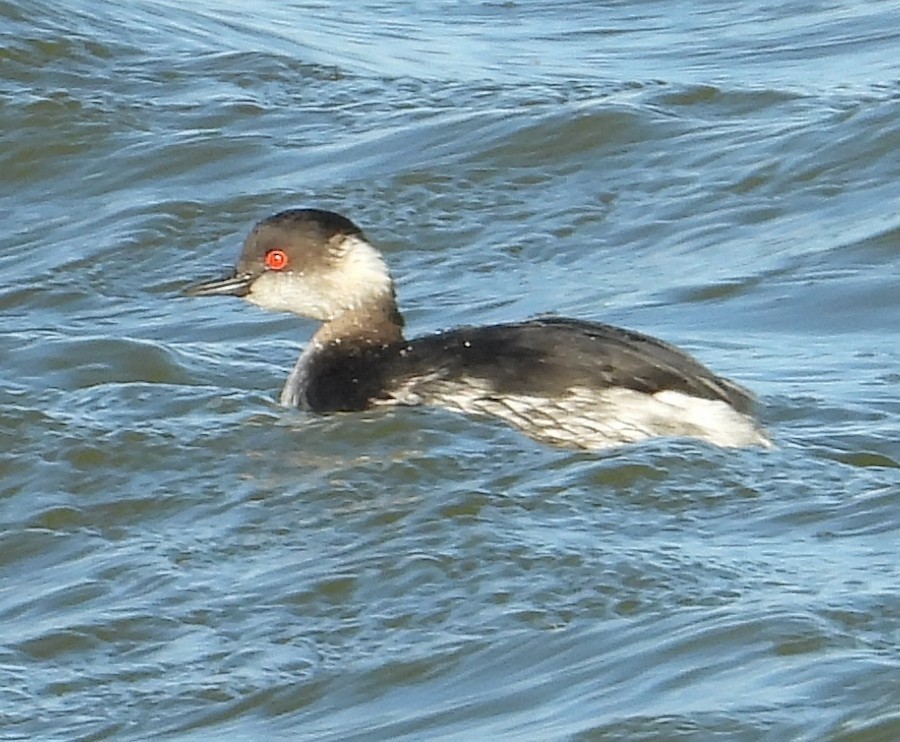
187,209,770,450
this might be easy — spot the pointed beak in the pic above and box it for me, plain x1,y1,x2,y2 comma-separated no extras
184,270,254,297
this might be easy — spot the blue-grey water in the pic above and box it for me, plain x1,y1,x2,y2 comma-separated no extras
2,1,899,739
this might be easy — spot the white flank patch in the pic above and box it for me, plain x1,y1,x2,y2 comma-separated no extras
401,378,771,450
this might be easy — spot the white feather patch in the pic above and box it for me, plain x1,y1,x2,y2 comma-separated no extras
246,235,393,320
392,378,770,450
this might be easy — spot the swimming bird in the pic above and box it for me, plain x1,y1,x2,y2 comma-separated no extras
186,208,770,450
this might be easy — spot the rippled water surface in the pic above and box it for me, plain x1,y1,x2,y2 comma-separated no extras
2,0,899,739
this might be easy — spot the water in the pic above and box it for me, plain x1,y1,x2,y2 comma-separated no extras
2,1,899,739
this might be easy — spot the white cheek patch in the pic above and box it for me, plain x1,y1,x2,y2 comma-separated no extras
245,236,394,320
246,272,334,320
335,235,394,308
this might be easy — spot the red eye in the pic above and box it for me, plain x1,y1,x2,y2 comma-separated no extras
264,249,289,271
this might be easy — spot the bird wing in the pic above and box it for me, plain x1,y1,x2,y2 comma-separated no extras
388,318,756,414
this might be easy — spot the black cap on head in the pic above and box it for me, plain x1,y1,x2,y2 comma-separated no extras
258,208,364,239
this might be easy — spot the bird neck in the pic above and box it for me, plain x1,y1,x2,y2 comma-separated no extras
312,294,405,347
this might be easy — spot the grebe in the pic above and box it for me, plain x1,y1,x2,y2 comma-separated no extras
186,208,770,450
